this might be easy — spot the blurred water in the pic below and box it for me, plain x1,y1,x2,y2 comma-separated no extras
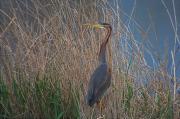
117,0,180,79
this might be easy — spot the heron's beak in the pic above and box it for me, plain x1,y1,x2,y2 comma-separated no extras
83,23,104,29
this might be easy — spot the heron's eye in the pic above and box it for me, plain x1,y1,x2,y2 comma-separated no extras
101,23,109,26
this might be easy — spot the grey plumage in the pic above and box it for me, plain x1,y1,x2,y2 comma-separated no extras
85,23,112,107
87,63,111,106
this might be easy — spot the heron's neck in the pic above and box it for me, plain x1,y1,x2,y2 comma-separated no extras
99,44,107,63
98,26,112,63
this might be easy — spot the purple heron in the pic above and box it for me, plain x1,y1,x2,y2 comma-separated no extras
84,23,112,114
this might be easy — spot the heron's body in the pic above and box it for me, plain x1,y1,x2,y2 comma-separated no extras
85,23,112,107
87,63,111,106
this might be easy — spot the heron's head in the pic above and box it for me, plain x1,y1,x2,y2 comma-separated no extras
83,23,111,29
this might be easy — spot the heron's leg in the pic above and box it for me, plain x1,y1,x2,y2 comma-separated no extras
97,100,105,119
100,99,103,115
99,99,105,117
96,100,102,114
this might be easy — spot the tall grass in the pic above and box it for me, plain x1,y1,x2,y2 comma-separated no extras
0,0,179,118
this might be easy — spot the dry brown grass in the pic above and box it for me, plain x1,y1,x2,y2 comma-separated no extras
0,0,178,119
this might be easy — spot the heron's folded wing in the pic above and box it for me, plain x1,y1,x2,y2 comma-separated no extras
91,64,111,101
